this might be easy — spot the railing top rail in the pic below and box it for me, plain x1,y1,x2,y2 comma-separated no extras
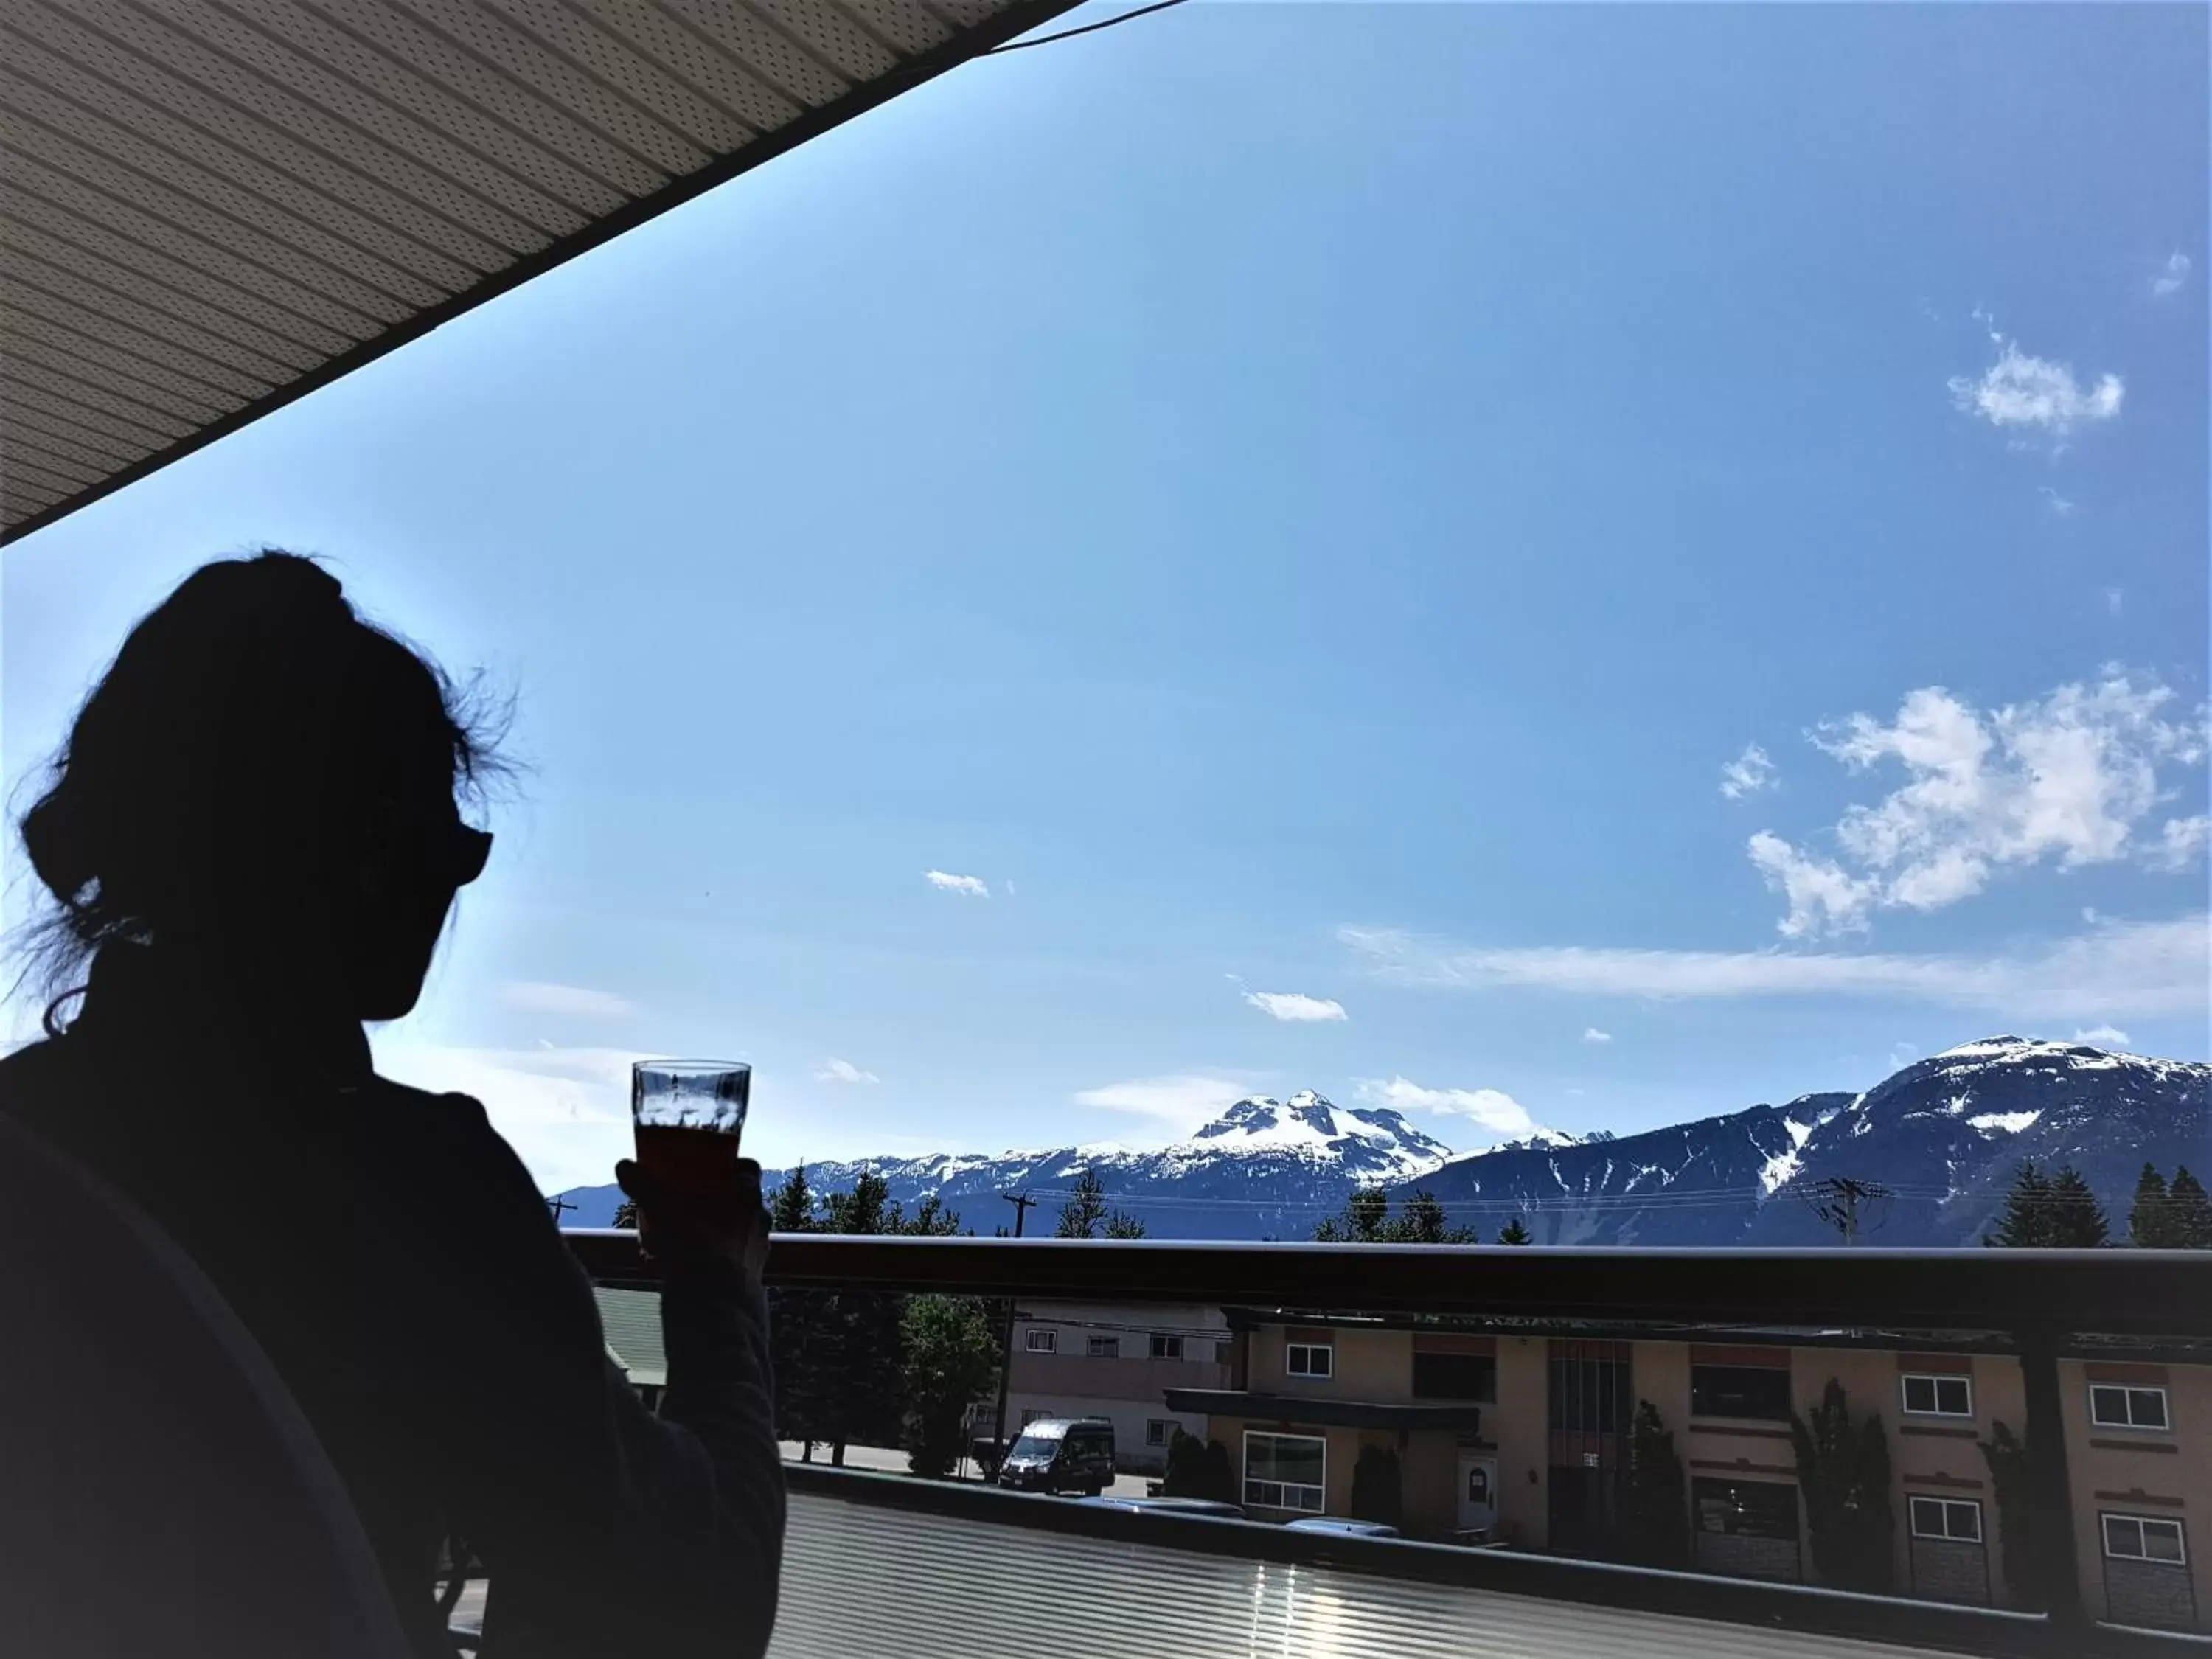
562,1231,2212,1338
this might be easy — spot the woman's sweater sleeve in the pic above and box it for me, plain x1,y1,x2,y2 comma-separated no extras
433,1096,785,1659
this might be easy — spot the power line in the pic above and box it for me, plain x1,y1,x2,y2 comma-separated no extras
984,0,1192,54
1801,1175,1894,1245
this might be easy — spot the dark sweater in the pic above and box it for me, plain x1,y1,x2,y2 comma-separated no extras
0,945,784,1659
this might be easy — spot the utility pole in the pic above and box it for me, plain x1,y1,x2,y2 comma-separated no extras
989,1191,1040,1473
1801,1175,1891,1245
545,1194,577,1225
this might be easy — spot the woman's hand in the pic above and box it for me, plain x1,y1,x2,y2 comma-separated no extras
614,1156,770,1291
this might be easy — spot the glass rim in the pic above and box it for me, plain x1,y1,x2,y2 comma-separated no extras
631,1058,751,1076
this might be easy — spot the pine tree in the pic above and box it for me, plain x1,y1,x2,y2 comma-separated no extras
1618,1401,1691,1568
2044,1166,2110,1247
1984,1162,2051,1247
769,1164,815,1231
2168,1167,2212,1249
1790,1379,1894,1593
611,1198,639,1230
1054,1169,1111,1238
2129,1164,2175,1248
1160,1429,1213,1498
1313,1186,1476,1243
1498,1217,1533,1245
1103,1208,1149,1239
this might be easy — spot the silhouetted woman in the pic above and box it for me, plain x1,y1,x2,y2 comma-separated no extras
0,552,782,1658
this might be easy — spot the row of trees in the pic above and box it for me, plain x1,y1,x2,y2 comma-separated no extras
1985,1160,2212,1248
1313,1185,1531,1244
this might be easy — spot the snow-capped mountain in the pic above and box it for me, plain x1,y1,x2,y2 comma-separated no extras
550,1040,2207,1245
1408,1037,2209,1248
553,1090,1453,1239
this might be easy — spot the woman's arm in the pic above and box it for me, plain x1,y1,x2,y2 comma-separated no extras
425,1096,784,1659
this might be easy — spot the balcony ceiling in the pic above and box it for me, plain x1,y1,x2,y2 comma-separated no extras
0,0,1076,543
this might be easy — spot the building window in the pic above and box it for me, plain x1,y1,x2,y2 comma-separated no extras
1150,1334,1183,1360
2104,1514,2187,1566
1909,1497,1983,1543
1025,1329,1057,1354
1690,1364,1792,1422
1146,1419,1174,1447
1413,1352,1496,1402
1901,1374,1973,1418
1020,1408,1048,1426
1244,1431,1326,1513
1087,1335,1120,1359
1693,1477,1800,1541
1286,1341,1333,1380
2090,1384,2170,1431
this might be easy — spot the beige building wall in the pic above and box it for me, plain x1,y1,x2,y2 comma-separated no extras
2059,1357,2210,1632
1492,1333,1550,1548
1005,1301,1231,1472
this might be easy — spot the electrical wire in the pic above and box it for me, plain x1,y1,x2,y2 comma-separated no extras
986,0,1193,54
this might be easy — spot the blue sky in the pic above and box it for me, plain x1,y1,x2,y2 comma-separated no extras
6,2,2206,1194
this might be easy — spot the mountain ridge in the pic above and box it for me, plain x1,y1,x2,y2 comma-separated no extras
549,1038,2209,1245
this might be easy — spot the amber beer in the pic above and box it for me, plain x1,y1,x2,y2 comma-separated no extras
630,1060,751,1214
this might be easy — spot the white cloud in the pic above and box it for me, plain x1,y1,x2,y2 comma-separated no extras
1720,744,1777,801
2151,815,2211,873
1355,1076,1539,1138
497,981,636,1019
1949,337,2123,437
1581,1027,1613,1045
1242,990,1348,1023
1073,1074,1251,1138
924,870,989,898
1747,675,2208,936
1339,913,2209,1020
815,1057,880,1085
2038,486,2076,518
2153,252,2192,299
2074,1025,2132,1048
2106,588,2124,618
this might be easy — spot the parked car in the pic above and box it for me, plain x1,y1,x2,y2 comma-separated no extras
1078,1495,1248,1520
995,1417,1116,1495
1284,1517,1401,1539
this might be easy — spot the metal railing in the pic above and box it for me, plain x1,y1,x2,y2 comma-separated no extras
565,1231,2212,1658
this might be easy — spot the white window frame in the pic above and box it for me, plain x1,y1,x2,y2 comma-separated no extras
1243,1430,1326,1514
1908,1495,1983,1544
1286,1341,1334,1380
1150,1333,1184,1360
1145,1419,1174,1447
2103,1514,2187,1566
2089,1383,2171,1432
1086,1335,1120,1359
1024,1328,1057,1354
1900,1372,1974,1419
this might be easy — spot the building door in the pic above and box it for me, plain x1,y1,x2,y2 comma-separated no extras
1547,1340,1632,1555
1457,1455,1497,1534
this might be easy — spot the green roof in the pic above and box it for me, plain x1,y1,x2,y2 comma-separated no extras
595,1287,667,1388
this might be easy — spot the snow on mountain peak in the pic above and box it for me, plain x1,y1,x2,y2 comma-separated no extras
1183,1089,1450,1178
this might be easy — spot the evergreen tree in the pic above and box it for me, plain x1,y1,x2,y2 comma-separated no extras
1497,1217,1533,1245
1790,1379,1894,1593
768,1164,814,1232
2044,1166,2110,1247
1978,1421,2047,1612
1984,1162,2052,1248
1315,1186,1393,1242
1313,1186,1476,1243
1055,1169,1111,1239
1201,1439,1238,1503
2129,1164,2175,1248
1348,1446,1405,1527
611,1198,639,1230
1618,1401,1691,1568
1103,1208,1150,1239
1160,1429,1213,1498
900,1294,1001,1478
2168,1167,2212,1249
